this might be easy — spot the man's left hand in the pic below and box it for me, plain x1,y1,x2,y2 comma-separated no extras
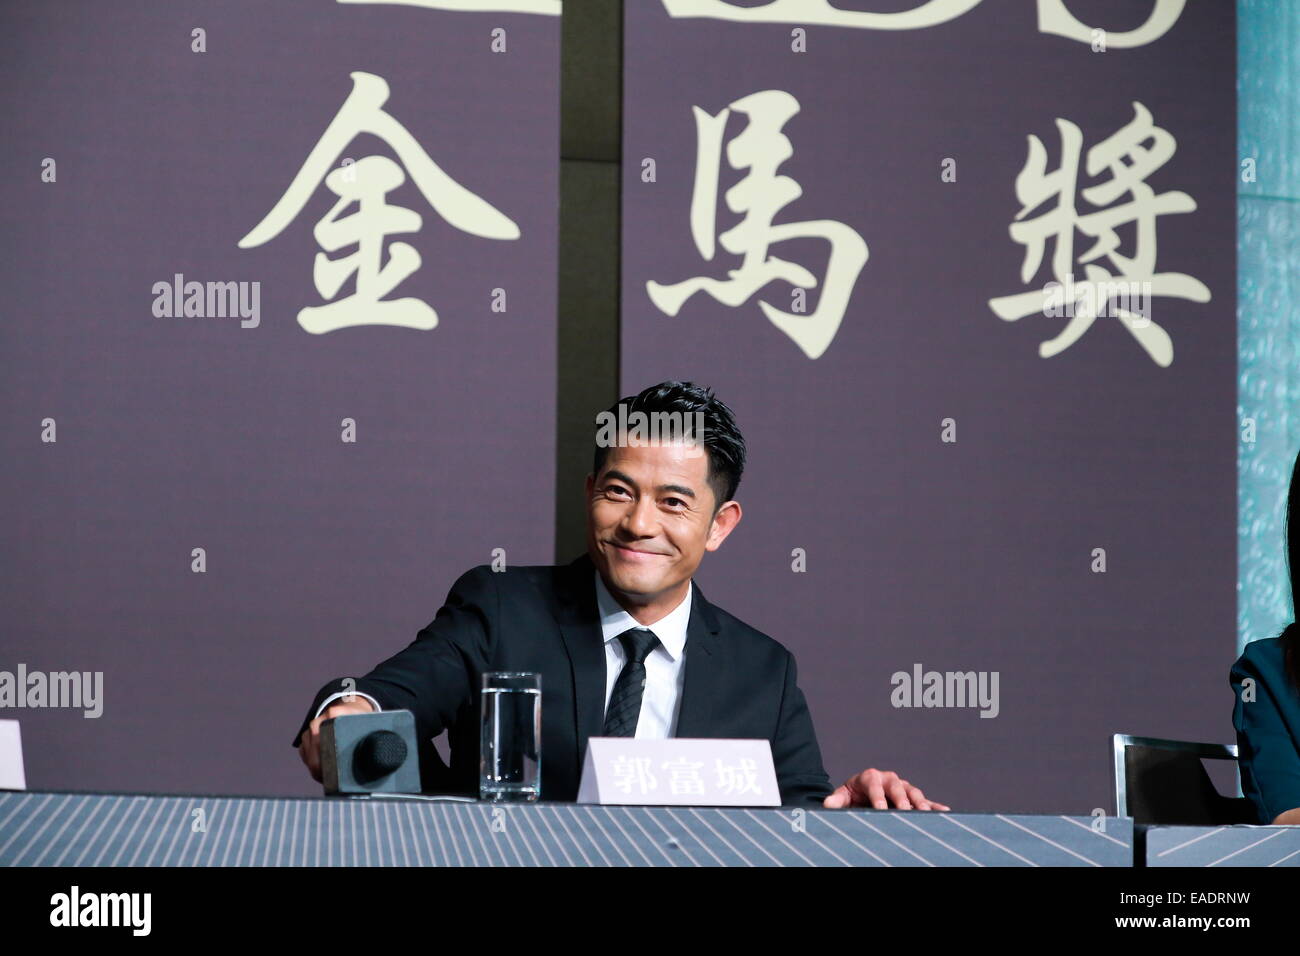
822,768,949,810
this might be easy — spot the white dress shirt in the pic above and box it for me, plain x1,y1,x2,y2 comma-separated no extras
314,687,382,718
314,570,693,737
594,569,691,738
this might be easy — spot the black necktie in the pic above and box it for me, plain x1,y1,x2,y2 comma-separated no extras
603,627,661,737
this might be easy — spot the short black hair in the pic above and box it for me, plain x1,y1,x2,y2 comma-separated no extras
592,381,745,511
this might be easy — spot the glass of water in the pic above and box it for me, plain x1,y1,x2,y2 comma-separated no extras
480,672,541,801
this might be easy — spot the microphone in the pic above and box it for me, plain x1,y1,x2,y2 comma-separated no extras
354,730,408,784
320,709,421,795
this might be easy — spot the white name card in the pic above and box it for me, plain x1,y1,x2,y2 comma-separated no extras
576,737,779,806
0,720,26,790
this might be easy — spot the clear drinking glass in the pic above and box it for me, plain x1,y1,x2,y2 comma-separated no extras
479,672,541,801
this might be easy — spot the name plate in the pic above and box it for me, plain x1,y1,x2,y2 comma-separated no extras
0,720,25,790
576,737,780,806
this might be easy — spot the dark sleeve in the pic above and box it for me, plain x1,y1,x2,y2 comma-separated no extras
771,649,835,807
1231,640,1300,824
291,565,497,748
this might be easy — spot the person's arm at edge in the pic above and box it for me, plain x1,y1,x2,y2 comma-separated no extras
770,648,837,807
1231,640,1300,825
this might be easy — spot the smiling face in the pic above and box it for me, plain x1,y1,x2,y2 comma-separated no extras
585,438,741,622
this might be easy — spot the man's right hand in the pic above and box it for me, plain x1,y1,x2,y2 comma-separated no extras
298,697,376,783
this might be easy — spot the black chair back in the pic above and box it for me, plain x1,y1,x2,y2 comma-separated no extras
1113,734,1257,825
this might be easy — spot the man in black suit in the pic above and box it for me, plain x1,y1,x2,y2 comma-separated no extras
296,381,947,811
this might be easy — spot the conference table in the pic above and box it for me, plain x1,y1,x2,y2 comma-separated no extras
1143,824,1300,867
0,789,1133,867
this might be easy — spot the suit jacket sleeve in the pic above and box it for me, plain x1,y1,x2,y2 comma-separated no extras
291,565,497,749
772,649,834,807
1231,637,1300,824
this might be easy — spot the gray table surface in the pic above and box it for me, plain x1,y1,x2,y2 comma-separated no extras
1145,823,1300,867
0,790,1133,867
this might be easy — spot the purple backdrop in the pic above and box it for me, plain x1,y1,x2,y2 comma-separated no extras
622,0,1236,813
0,0,558,795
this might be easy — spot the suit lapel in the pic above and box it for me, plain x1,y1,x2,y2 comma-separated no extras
552,554,725,758
673,581,721,738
